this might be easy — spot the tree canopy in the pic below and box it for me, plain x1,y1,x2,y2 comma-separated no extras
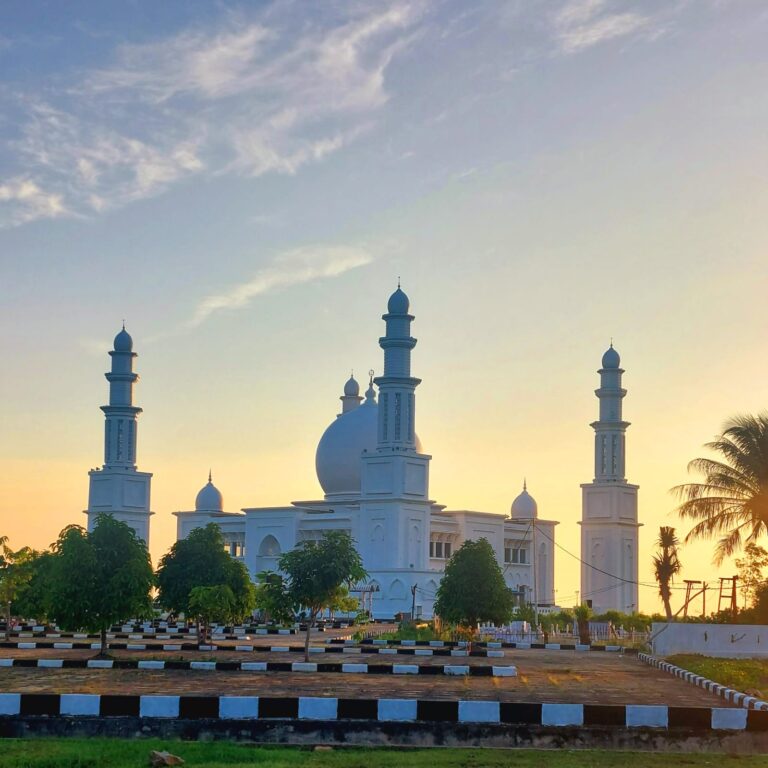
156,523,254,620
0,541,41,638
433,538,513,628
279,531,366,660
253,570,295,626
47,515,154,653
674,412,768,563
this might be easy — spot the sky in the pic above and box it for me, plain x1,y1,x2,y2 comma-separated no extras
2,0,768,614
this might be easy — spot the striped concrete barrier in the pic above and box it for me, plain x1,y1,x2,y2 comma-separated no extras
0,693,763,730
0,658,517,677
638,653,768,712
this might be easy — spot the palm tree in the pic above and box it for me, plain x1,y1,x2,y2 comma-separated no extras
673,413,768,564
652,527,681,620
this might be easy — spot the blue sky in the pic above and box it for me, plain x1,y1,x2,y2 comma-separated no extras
2,1,768,609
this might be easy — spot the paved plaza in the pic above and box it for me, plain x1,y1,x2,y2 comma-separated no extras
0,646,733,707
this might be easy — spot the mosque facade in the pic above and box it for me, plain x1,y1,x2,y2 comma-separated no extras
85,287,639,618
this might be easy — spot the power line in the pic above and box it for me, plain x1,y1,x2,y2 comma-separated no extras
534,524,720,593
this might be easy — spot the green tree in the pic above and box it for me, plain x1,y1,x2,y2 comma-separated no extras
253,571,295,626
433,539,514,630
0,543,40,639
156,524,255,625
48,516,154,655
652,526,682,621
279,531,366,661
673,413,768,564
573,603,592,645
188,585,236,644
735,543,768,609
12,551,55,624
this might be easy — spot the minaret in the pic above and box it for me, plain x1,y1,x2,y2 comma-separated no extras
591,343,628,482
579,344,640,613
85,326,153,545
359,285,433,616
374,285,420,450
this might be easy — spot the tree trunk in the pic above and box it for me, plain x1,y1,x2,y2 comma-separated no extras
3,601,10,642
99,625,108,658
304,611,316,663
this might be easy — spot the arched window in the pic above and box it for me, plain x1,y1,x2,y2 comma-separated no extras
389,579,407,600
258,535,281,558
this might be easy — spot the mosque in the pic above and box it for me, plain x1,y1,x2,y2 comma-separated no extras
84,286,640,618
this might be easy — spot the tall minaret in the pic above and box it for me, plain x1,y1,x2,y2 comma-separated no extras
85,326,153,545
374,285,420,450
579,345,640,613
359,285,433,616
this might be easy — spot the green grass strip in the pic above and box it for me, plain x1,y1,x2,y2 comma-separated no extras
0,740,766,768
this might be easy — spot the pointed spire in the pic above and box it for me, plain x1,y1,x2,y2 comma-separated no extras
523,477,527,491
208,469,212,484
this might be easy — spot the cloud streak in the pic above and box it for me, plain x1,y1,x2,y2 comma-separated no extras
191,245,374,326
552,0,652,54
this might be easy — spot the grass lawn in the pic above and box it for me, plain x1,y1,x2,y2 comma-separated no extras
667,655,768,695
0,740,766,768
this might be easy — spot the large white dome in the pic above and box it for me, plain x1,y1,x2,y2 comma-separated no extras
315,391,423,496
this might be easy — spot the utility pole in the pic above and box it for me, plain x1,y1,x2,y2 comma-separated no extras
411,584,417,620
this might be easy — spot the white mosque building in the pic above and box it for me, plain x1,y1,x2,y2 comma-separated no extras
84,286,640,618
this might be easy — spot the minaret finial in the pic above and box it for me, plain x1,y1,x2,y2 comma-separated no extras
122,319,126,330
610,337,613,348
523,477,527,491
397,276,401,289
208,469,212,483
369,369,374,386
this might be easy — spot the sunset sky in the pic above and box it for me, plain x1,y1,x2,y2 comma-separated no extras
2,1,768,614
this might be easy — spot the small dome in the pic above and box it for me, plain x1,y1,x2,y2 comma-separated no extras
387,286,410,314
343,375,360,397
602,344,620,369
195,474,223,512
511,483,538,519
114,326,133,352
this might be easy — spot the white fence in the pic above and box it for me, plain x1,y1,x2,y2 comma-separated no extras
651,622,768,658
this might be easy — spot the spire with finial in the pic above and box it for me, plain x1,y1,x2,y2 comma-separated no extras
208,469,212,484
523,477,527,491
364,369,376,403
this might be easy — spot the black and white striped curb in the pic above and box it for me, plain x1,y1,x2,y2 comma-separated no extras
0,659,517,677
343,639,628,652
638,653,768,712
0,642,507,658
0,693,763,730
2,628,301,639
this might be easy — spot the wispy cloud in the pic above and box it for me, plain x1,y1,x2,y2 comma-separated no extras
0,176,68,226
0,4,424,228
552,0,652,54
191,245,373,326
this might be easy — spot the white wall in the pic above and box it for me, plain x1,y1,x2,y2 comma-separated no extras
652,622,768,658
